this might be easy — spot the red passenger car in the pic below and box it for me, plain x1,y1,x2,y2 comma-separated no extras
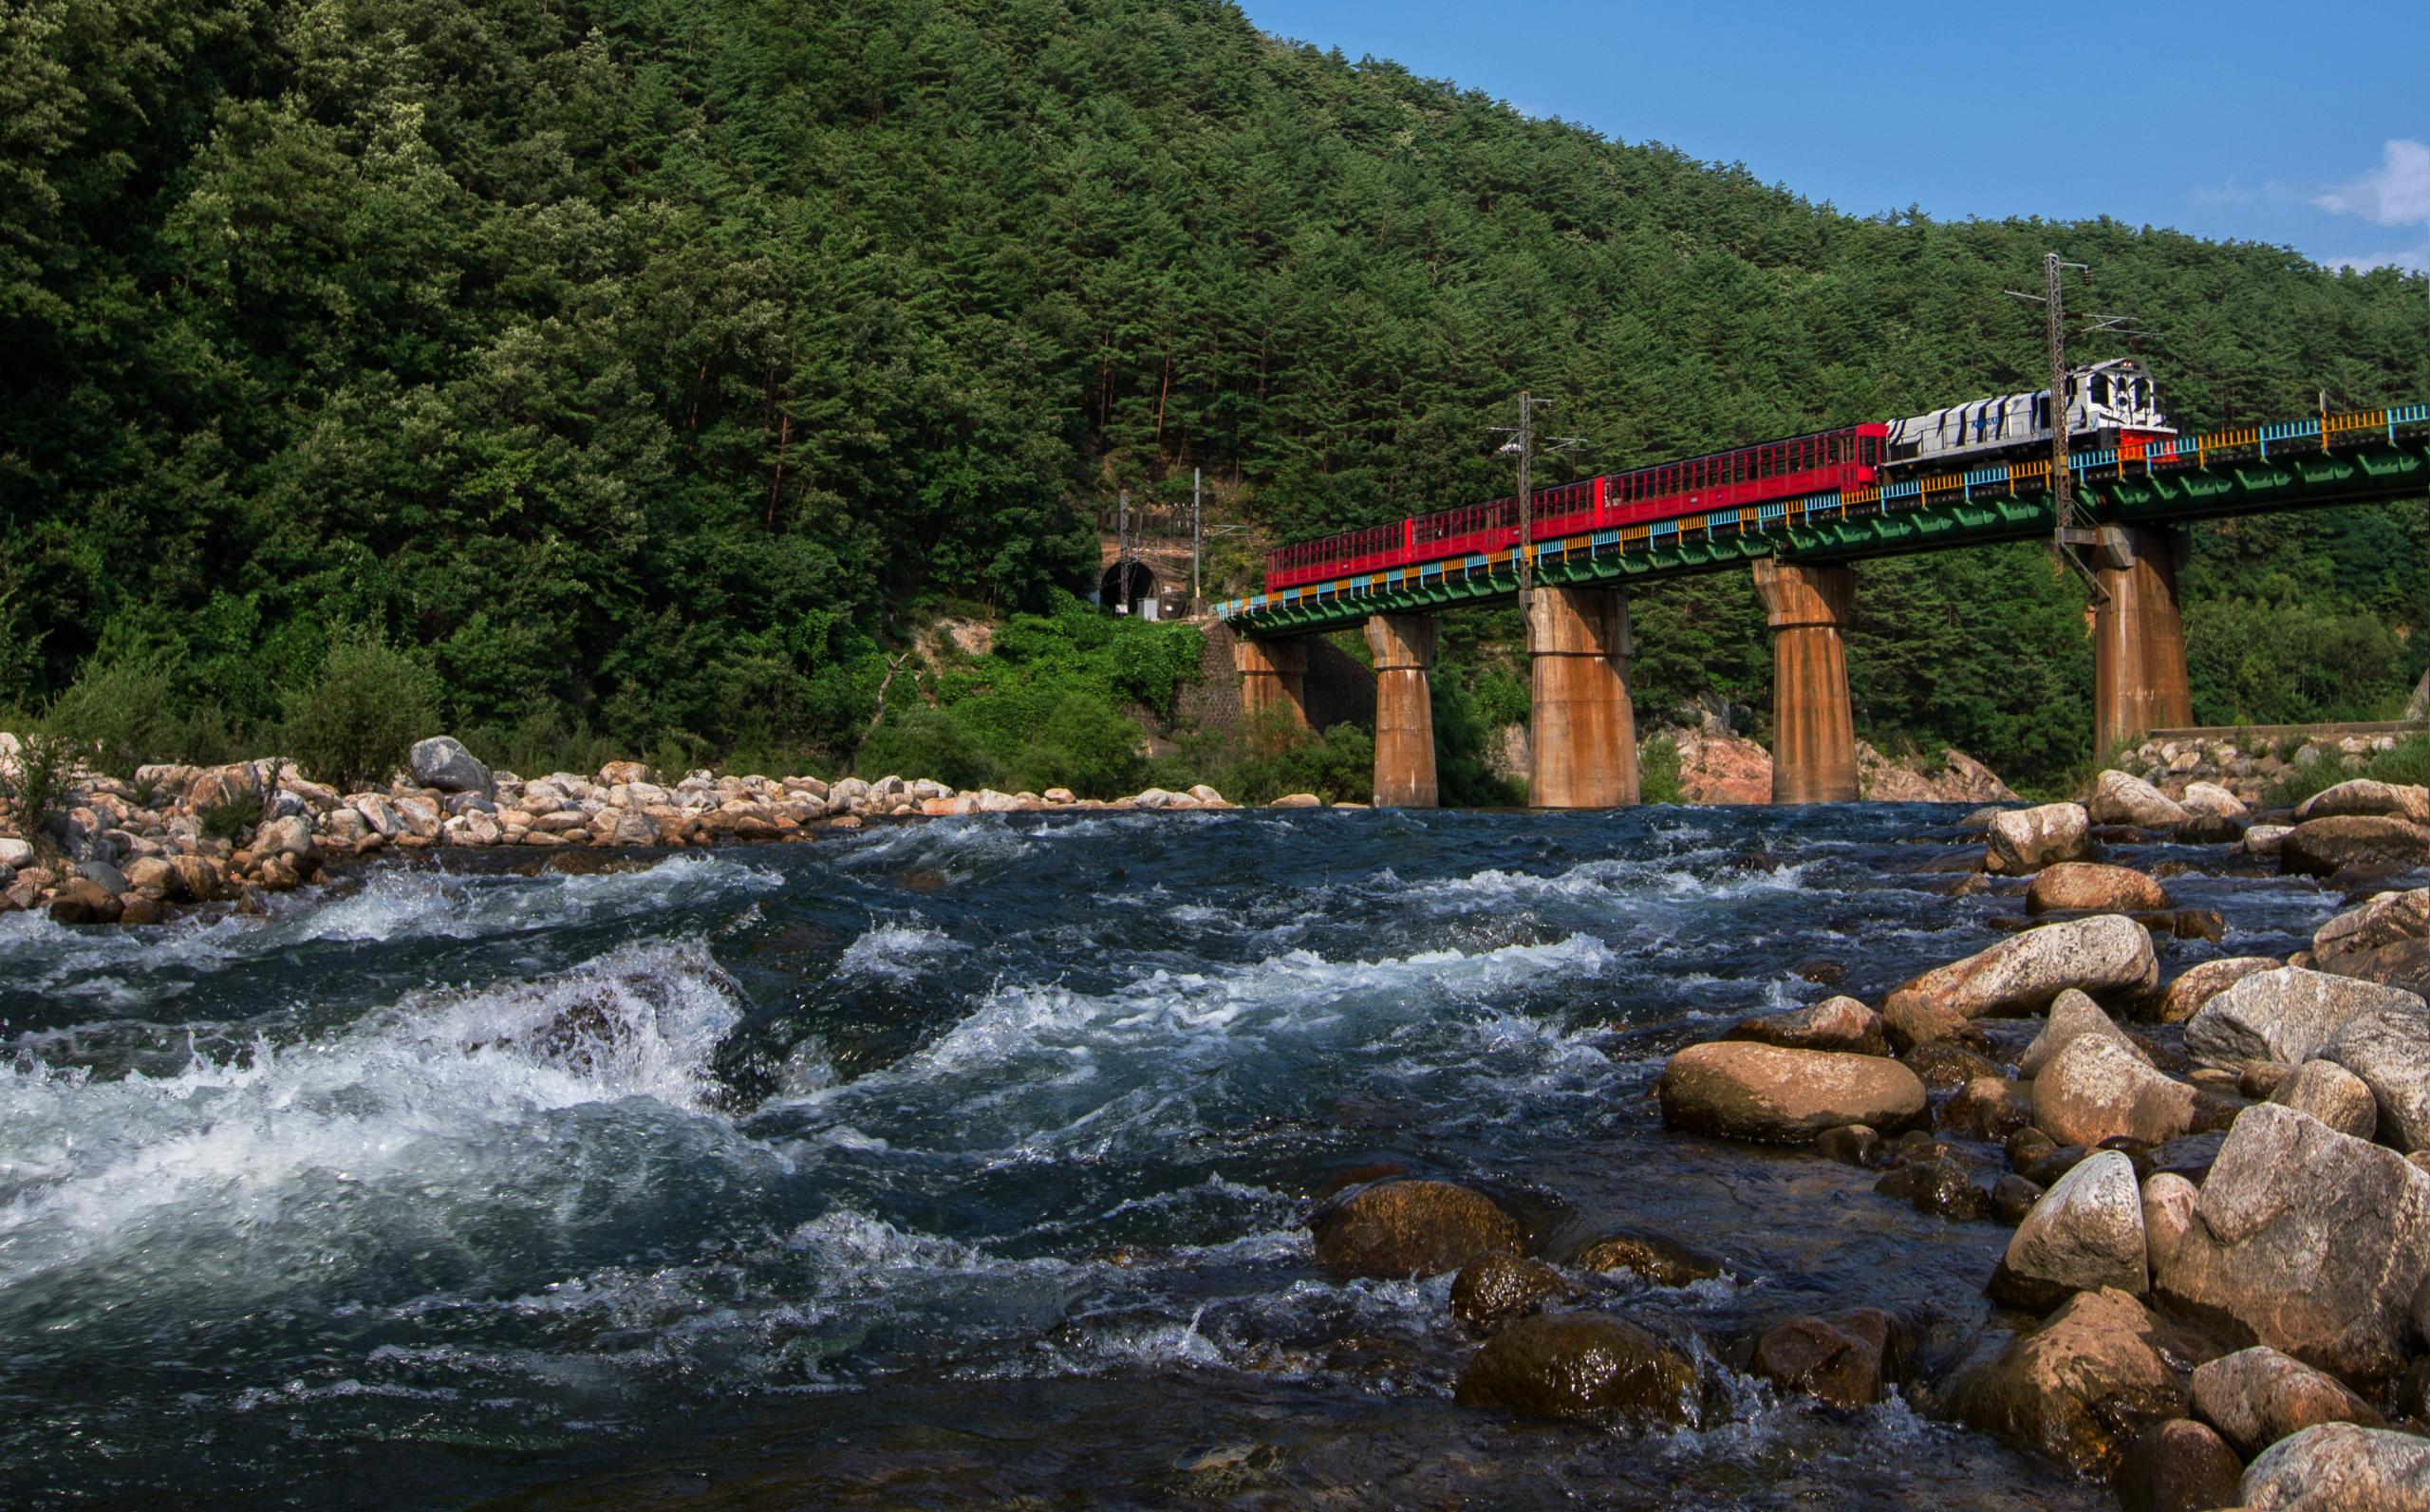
1262,424,1888,593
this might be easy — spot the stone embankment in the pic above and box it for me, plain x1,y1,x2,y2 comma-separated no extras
0,733,1319,926
2118,724,2424,807
1297,765,2430,1509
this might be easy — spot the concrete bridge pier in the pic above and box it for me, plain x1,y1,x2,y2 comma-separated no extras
1751,558,1860,804
2092,525,2195,754
1365,613,1438,808
1233,636,1309,729
1525,586,1638,807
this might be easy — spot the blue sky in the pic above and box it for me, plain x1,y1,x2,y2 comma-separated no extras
1241,1,2430,274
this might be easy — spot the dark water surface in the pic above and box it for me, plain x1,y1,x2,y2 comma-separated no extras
0,806,2339,1507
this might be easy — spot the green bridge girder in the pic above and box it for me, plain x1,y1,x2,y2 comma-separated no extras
1226,432,2430,639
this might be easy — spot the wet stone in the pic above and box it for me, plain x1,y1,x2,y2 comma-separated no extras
1310,1180,1521,1279
1814,1124,1880,1167
2111,1418,2243,1512
1449,1254,1572,1331
1452,1312,1701,1429
1748,1308,1914,1408
1991,1174,2044,1226
1556,1228,1726,1289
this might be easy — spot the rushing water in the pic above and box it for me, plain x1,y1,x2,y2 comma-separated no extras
0,806,2341,1507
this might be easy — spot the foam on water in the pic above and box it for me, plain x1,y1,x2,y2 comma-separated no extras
0,939,757,1307
832,921,965,980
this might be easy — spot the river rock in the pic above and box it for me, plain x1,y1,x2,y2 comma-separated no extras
1656,1042,1926,1143
408,736,494,796
1312,1180,1521,1279
1449,1254,1571,1330
2267,1058,2382,1141
2280,815,2430,878
1883,914,2159,1023
2031,1032,2200,1147
2295,777,2430,824
597,760,656,787
2156,1103,2430,1383
1986,802,2093,875
1944,1076,2036,1142
1815,1124,1880,1167
2238,1422,2430,1512
1558,1228,1724,1287
2021,990,2150,1077
2028,862,2169,916
2246,822,2294,856
1881,992,1985,1053
1452,1312,1699,1428
1903,1039,2003,1092
2179,781,2248,819
1954,1286,2187,1477
1989,1150,2147,1311
2158,957,2282,1025
1749,1307,1911,1407
2141,1172,2198,1276
2091,771,2190,828
2312,887,2430,972
1721,996,1887,1056
47,877,122,925
2183,966,2425,1070
2113,1418,2244,1512
2321,1003,2430,1150
2190,1345,2384,1459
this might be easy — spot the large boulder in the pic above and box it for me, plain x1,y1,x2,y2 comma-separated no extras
2279,814,2430,878
2031,1032,2201,1147
1953,1286,2188,1477
2189,1345,2383,1459
1883,915,2159,1022
2311,887,2430,973
2268,1057,2383,1141
2295,777,2430,824
1987,802,2092,875
1989,1149,2148,1311
408,736,495,797
2155,1104,2430,1383
1721,996,1888,1056
1452,1312,1700,1428
2090,770,2190,828
2112,1418,2243,1512
2182,966,2425,1070
2026,861,2169,918
2158,956,2282,1025
1311,1180,1521,1279
2238,1422,2430,1512
1655,1042,1926,1143
2020,990,2150,1078
1749,1307,1911,1408
2321,1003,2430,1151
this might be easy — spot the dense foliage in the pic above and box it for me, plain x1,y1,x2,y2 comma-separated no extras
5,0,2426,790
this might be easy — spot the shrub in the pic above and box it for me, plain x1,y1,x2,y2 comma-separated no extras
278,628,441,791
1006,693,1149,797
854,706,1007,792
1207,706,1374,805
45,646,184,777
1,729,81,843
1638,734,1684,805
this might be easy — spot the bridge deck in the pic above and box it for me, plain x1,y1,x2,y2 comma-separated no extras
1217,403,2430,636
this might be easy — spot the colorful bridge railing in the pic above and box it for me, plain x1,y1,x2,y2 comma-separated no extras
1212,402,2430,634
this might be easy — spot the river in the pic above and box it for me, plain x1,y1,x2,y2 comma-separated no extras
0,805,2340,1506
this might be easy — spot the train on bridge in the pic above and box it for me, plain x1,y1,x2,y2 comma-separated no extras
1263,360,2174,592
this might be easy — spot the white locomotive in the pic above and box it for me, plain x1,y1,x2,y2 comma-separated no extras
1881,357,2172,474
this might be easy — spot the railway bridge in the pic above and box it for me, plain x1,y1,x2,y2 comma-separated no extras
1219,403,2430,807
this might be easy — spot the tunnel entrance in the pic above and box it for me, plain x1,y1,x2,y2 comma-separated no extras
1099,559,1161,619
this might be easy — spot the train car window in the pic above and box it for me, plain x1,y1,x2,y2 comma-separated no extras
2090,373,2109,405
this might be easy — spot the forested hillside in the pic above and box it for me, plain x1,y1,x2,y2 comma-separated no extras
7,0,2427,791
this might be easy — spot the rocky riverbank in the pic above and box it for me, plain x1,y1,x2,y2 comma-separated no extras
1297,767,2430,1509
2119,726,2426,808
0,733,1281,926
